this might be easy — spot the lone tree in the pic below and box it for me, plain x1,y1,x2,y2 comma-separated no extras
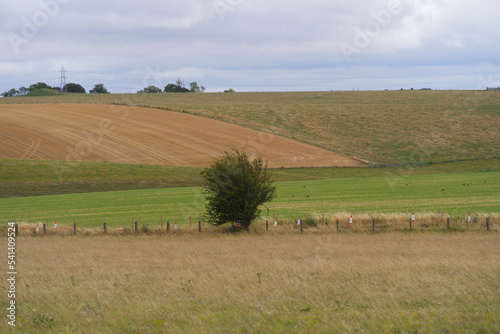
189,81,205,93
164,83,189,93
64,83,86,93
201,150,277,229
90,83,109,94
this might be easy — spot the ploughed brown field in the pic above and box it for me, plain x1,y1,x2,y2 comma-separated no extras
0,103,364,168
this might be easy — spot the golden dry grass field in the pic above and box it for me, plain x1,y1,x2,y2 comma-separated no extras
1,90,499,164
0,103,363,168
2,233,499,333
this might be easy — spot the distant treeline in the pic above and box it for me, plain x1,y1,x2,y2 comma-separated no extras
1,82,107,96
1,78,206,97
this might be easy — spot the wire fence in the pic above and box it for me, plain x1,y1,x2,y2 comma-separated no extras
4,215,497,237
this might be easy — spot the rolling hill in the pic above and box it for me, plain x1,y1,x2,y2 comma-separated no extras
0,103,363,168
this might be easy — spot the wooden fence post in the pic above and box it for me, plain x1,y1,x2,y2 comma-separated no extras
74,220,77,235
266,220,268,232
486,217,491,231
135,221,138,234
15,224,18,236
447,217,450,230
43,222,46,234
198,220,201,233
103,222,107,233
300,220,303,233
167,221,170,232
409,218,412,231
336,219,339,232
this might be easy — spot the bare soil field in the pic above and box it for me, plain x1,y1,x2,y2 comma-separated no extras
0,103,364,168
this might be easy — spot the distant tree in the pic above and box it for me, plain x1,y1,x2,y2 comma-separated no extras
63,83,86,94
175,78,186,89
189,81,206,93
201,150,277,230
164,83,189,93
18,86,28,95
89,83,110,94
29,82,53,91
224,88,236,93
1,88,19,97
137,85,162,93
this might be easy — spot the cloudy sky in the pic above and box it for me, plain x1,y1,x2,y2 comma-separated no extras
1,0,499,93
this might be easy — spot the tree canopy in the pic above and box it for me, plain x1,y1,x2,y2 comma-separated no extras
189,81,206,93
64,83,86,94
164,83,189,93
29,82,53,91
1,88,19,97
89,84,110,94
137,85,162,93
201,150,276,229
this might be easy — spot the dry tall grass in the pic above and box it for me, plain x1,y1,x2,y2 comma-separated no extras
3,232,499,333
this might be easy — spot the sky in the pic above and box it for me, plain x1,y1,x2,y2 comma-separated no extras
1,0,500,93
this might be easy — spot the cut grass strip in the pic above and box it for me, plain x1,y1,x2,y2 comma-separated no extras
1,158,499,198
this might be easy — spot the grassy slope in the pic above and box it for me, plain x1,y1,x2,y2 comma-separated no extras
1,90,499,164
0,159,204,198
1,158,499,198
2,171,498,227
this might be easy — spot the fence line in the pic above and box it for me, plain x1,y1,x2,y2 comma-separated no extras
9,215,497,237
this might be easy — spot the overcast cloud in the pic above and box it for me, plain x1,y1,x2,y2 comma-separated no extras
1,0,499,93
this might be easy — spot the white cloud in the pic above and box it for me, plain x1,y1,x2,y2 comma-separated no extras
1,0,499,93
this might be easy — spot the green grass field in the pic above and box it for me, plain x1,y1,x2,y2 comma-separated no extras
2,171,498,228
1,91,499,227
1,158,499,198
2,90,499,164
